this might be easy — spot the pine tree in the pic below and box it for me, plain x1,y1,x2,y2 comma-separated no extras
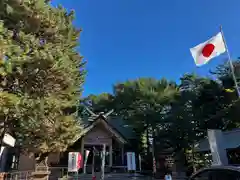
0,0,85,162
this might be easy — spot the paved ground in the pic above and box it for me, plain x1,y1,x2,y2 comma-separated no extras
75,173,187,180
69,173,153,180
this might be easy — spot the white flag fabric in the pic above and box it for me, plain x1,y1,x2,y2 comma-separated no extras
190,32,226,66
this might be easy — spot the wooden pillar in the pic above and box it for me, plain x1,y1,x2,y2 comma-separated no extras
80,136,85,171
100,144,106,180
92,147,95,178
81,136,84,156
109,144,113,167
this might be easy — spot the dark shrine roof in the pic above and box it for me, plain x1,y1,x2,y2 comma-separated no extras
107,117,136,139
78,115,136,140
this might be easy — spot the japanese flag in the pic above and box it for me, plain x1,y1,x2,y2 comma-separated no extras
190,32,226,66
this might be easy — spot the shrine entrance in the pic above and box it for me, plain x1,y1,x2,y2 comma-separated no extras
77,115,127,173
85,145,110,172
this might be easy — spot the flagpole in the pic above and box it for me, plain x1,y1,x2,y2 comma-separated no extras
220,26,240,98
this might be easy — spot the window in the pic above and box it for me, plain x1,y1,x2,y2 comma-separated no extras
11,155,19,170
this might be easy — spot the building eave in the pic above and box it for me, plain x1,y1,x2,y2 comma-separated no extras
73,118,127,144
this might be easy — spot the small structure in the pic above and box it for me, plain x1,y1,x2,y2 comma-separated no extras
30,166,50,180
60,109,137,173
195,128,240,165
3,108,186,177
4,108,137,175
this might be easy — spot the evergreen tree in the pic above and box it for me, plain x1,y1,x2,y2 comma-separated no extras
0,0,85,162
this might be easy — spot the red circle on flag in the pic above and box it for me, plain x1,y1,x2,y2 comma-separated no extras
202,43,215,57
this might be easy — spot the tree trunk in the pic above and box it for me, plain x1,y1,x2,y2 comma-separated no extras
191,145,196,173
146,123,150,155
152,126,156,175
172,150,186,178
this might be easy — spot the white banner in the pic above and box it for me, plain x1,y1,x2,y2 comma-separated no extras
85,150,90,163
127,152,136,171
68,152,82,172
83,150,90,174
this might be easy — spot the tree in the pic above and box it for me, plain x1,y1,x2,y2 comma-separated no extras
112,78,178,173
171,72,240,172
79,93,114,114
81,78,178,172
0,0,85,163
211,59,240,92
211,60,240,128
79,71,240,174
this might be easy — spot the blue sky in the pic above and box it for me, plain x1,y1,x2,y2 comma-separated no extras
52,0,240,97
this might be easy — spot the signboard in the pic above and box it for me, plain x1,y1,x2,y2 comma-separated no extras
3,133,15,147
68,152,82,172
127,152,136,171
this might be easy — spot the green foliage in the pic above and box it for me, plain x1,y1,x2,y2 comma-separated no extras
0,0,85,156
79,93,114,113
80,78,179,155
81,66,240,167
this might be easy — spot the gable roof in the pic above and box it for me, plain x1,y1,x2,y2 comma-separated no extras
78,114,136,140
195,128,240,152
74,115,133,144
